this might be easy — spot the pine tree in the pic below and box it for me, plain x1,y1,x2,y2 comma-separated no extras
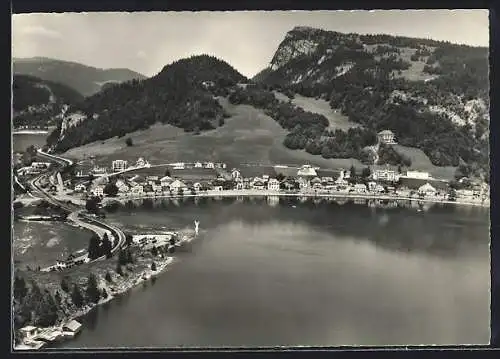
151,262,157,271
126,249,134,264
36,293,58,327
102,233,112,258
101,288,108,299
86,273,101,304
54,290,62,304
88,234,101,260
151,246,158,256
71,284,84,308
116,263,124,276
61,276,70,293
13,275,27,300
105,271,113,283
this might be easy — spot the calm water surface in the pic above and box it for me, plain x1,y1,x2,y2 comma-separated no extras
55,198,489,347
12,133,48,153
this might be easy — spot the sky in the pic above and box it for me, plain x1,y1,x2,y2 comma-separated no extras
12,10,489,79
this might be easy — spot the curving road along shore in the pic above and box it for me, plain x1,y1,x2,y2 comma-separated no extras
28,150,126,267
104,189,490,208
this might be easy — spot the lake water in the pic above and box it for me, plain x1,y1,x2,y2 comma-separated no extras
12,133,48,153
55,197,490,348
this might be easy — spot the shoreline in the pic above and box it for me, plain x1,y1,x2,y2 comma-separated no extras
13,130,50,135
104,190,490,208
16,254,177,350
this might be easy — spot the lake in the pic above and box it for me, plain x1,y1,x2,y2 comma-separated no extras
12,133,48,153
55,197,490,348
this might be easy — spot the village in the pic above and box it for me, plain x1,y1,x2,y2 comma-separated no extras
63,156,489,206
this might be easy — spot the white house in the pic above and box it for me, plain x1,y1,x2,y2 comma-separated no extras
405,170,430,180
152,184,163,194
297,177,309,189
160,176,173,187
194,162,203,168
193,182,202,191
112,160,128,172
252,180,265,190
62,320,82,335
231,169,241,180
172,162,185,170
136,157,148,167
372,169,398,182
456,189,474,198
204,162,215,169
131,185,144,194
146,176,159,182
297,165,317,177
335,177,349,186
235,181,244,190
377,130,396,144
118,185,130,194
169,179,187,191
74,184,86,192
353,183,367,193
19,326,40,341
418,183,437,196
267,178,280,191
92,185,105,197
214,185,223,191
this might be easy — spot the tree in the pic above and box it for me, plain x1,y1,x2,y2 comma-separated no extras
86,273,101,304
125,137,134,147
85,196,100,213
164,168,171,177
54,290,62,304
116,263,124,276
61,276,71,293
350,165,357,180
101,233,113,258
105,271,113,283
88,234,101,260
126,249,134,264
361,167,371,179
151,246,158,256
125,233,133,246
218,117,225,126
13,275,28,300
178,188,184,196
101,288,108,299
103,183,119,197
36,293,58,327
276,173,286,182
71,285,84,307
151,262,157,271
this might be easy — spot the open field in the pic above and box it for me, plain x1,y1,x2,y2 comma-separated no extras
63,98,365,172
273,91,360,131
13,220,93,270
393,144,457,180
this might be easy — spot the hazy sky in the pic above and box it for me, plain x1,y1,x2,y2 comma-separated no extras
12,10,489,78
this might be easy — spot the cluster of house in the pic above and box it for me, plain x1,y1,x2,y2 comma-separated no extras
17,161,51,175
71,160,489,203
17,320,82,350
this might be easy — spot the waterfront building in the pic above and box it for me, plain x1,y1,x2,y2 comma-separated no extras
297,164,317,177
353,183,367,193
160,176,173,187
62,320,82,336
112,160,128,172
267,178,280,191
131,185,144,194
194,162,203,168
152,184,163,194
236,181,244,190
204,162,215,169
377,130,396,144
372,169,398,182
405,170,430,180
231,169,241,180
297,177,310,189
418,183,437,196
193,182,202,191
169,179,187,192
19,326,40,341
252,180,265,190
456,189,474,199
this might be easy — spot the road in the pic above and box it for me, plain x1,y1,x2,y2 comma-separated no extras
27,149,126,267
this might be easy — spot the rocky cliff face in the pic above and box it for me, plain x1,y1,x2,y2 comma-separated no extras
256,26,489,176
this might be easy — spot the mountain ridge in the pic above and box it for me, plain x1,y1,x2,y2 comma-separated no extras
13,57,146,97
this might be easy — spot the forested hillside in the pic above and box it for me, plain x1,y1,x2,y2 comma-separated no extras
13,57,146,97
255,26,489,179
13,75,84,129
47,55,247,152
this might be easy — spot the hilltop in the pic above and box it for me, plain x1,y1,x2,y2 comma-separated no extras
46,55,248,152
13,74,84,129
13,57,146,97
250,26,489,179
